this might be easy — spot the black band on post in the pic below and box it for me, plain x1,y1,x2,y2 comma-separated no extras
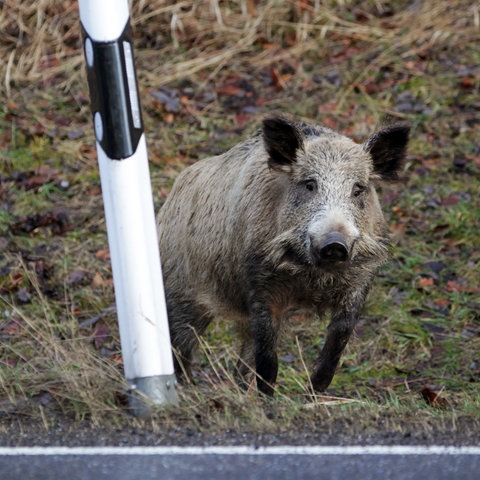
82,23,143,160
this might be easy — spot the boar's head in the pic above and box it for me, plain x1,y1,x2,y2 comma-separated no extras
262,116,409,272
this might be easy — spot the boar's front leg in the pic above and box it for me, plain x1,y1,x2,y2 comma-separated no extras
310,292,367,392
250,300,279,396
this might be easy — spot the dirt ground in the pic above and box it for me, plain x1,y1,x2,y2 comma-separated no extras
1,413,478,447
0,419,478,447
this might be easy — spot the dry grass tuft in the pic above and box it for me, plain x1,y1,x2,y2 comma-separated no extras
0,259,127,423
1,0,478,96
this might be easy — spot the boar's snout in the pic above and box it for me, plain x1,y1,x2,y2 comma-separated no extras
318,232,349,262
307,208,360,266
309,231,351,264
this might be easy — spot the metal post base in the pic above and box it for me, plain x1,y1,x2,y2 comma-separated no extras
127,374,179,417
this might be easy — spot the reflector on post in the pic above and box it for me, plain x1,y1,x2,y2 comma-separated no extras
78,0,178,415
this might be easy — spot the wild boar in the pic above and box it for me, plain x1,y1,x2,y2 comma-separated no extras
157,116,409,396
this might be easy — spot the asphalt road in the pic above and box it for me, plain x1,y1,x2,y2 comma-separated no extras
1,445,480,480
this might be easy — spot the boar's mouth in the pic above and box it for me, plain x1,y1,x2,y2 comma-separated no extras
283,245,311,267
281,245,356,275
283,244,351,269
265,231,356,272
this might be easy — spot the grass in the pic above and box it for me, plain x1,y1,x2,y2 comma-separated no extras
0,0,479,442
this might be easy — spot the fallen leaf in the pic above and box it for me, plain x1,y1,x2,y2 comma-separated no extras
441,194,460,206
79,143,98,161
446,280,480,294
92,272,107,288
16,287,31,303
270,68,292,90
9,211,71,235
95,249,110,261
433,298,452,308
297,0,311,14
423,261,446,273
0,272,24,293
67,129,85,140
216,83,245,96
281,354,296,363
460,76,475,89
164,113,175,124
246,0,256,15
151,89,181,112
39,54,61,69
209,398,224,412
92,324,110,350
1,318,23,336
235,113,251,128
6,100,21,112
67,270,88,285
420,386,449,409
447,280,464,292
418,277,434,288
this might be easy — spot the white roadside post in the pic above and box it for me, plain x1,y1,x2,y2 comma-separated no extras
78,0,178,415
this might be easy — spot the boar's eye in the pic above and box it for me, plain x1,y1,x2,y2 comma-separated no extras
352,183,367,198
304,179,317,192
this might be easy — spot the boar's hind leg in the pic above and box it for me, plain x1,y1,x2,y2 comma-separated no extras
310,308,358,392
168,298,213,382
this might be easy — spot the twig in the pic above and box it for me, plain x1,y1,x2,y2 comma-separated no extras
79,305,116,329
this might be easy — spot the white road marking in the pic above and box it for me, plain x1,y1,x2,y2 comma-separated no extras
0,445,479,456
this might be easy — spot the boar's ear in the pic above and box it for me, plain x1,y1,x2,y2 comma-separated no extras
263,117,303,171
364,124,410,181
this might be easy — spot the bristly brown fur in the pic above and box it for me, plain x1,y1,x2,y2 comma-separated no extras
157,117,409,396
